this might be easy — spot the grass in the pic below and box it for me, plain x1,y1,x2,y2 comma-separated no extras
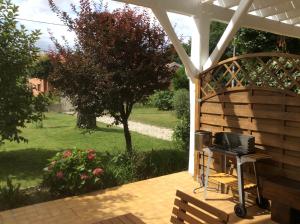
0,112,174,188
129,106,178,129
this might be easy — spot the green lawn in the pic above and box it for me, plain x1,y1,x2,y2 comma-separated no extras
0,112,173,187
129,107,178,129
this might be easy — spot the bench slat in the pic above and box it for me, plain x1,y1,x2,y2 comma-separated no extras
172,207,204,224
176,190,229,222
170,216,185,224
174,199,225,224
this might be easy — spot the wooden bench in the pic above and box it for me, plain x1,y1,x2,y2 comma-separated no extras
171,190,229,224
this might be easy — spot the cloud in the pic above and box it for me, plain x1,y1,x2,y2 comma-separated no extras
14,0,77,50
167,12,193,42
12,0,193,51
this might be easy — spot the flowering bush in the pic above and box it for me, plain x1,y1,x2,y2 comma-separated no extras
43,149,104,195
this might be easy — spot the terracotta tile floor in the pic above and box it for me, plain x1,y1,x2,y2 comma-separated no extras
0,172,274,224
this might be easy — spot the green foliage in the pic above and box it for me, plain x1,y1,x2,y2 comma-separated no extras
106,152,137,184
168,40,191,64
172,118,190,151
43,149,104,195
172,66,189,90
135,149,188,179
149,90,174,111
236,28,300,54
0,177,27,210
0,0,41,144
172,89,190,151
173,89,189,119
235,29,278,54
105,149,188,185
32,54,53,79
33,94,51,128
209,22,233,58
0,148,187,210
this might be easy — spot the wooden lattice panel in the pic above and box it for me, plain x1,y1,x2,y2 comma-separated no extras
199,53,300,98
197,53,300,183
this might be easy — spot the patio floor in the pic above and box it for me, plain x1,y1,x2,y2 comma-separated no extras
0,172,274,224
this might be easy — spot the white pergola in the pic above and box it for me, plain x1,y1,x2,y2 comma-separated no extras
114,0,300,174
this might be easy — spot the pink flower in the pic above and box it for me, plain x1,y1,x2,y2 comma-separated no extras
80,173,90,180
87,153,96,161
56,171,64,179
93,168,104,176
63,150,72,158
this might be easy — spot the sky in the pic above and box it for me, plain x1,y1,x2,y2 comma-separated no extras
12,0,194,51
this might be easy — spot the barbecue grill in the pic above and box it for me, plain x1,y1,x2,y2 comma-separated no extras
202,132,271,218
212,132,255,156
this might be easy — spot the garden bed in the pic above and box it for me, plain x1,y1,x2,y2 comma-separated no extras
0,149,188,211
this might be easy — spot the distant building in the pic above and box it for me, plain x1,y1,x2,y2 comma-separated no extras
28,78,52,96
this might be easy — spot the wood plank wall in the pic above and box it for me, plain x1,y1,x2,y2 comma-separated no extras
198,87,300,182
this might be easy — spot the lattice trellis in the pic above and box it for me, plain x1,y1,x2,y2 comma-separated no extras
199,53,300,97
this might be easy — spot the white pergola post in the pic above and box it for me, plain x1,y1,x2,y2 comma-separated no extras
188,14,210,174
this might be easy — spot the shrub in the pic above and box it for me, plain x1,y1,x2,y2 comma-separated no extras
173,89,190,119
43,149,104,195
0,149,188,211
172,118,190,151
103,149,188,185
0,177,27,210
172,89,190,151
33,93,51,128
148,90,173,110
106,152,138,185
135,149,188,179
172,66,189,90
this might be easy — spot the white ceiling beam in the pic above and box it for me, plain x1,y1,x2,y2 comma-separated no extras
283,16,300,25
249,0,291,12
114,0,201,16
151,6,198,79
204,0,253,69
203,4,300,39
114,0,300,39
212,0,240,8
276,9,300,21
250,1,300,18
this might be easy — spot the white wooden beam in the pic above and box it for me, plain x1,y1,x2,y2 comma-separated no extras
204,3,300,39
251,1,299,18
114,0,300,39
204,0,253,69
276,9,300,21
151,6,198,80
188,14,210,175
283,16,300,25
249,0,291,12
213,0,240,8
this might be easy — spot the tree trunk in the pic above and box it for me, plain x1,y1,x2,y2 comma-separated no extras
76,111,96,129
122,119,133,155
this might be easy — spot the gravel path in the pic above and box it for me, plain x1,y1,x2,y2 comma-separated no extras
97,116,173,141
